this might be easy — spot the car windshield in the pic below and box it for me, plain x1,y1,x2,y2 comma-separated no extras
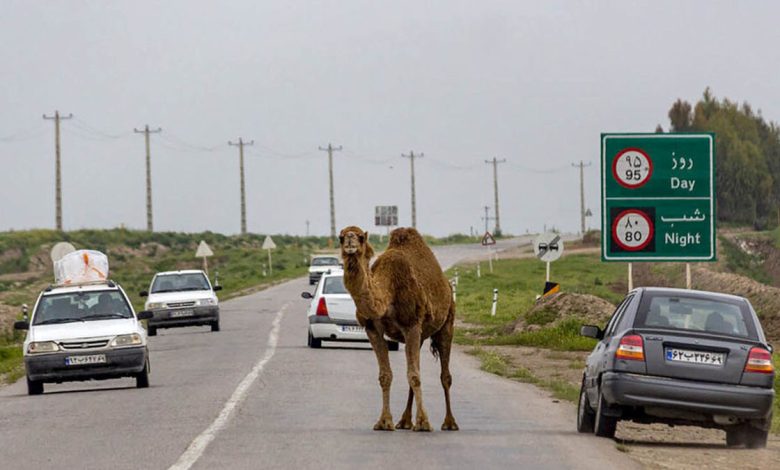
322,276,348,295
151,273,210,293
312,257,339,266
33,290,133,325
635,294,757,339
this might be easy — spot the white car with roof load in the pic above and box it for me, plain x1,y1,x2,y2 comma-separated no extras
301,270,399,350
308,254,342,285
14,280,153,395
140,270,222,336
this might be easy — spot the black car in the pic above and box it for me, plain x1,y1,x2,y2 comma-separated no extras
577,287,775,448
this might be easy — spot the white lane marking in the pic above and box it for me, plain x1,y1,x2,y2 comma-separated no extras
169,304,288,470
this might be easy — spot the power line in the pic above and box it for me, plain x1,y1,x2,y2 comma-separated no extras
402,150,424,229
228,138,254,235
43,110,73,231
0,125,47,142
134,125,162,232
318,143,342,240
485,157,506,235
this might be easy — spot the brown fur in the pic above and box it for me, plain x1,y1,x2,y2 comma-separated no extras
339,225,459,432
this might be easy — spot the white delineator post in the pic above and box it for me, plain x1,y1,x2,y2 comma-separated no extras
491,288,498,316
451,279,457,302
686,263,692,289
476,262,481,278
628,263,634,291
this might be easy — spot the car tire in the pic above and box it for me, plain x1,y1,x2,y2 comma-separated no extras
725,427,746,447
308,330,321,349
148,326,157,337
387,341,400,351
211,321,220,332
745,425,769,449
136,360,150,389
577,379,595,433
594,386,617,438
27,377,43,396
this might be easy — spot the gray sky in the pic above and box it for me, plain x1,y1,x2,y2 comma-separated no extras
2,1,779,237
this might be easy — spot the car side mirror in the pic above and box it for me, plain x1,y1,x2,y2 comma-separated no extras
213,285,223,292
14,320,29,330
580,325,604,340
139,291,149,297
137,311,154,320
301,292,313,299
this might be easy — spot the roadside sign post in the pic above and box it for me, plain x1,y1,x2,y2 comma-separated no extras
195,240,214,275
601,133,716,291
262,236,277,276
533,232,564,283
481,231,496,273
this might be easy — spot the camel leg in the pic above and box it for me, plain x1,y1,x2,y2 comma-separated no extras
404,325,432,432
366,325,394,431
395,387,414,429
432,316,459,431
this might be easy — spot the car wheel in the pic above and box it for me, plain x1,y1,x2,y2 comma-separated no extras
211,321,220,332
745,425,769,449
26,377,43,396
577,379,595,433
594,386,617,438
148,326,157,337
136,360,150,389
387,341,399,351
308,330,321,349
725,427,746,447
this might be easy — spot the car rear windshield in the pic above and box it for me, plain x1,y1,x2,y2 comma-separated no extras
34,290,133,325
152,273,210,293
322,276,348,295
634,293,758,340
312,257,339,266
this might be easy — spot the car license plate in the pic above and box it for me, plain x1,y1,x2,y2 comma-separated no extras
665,348,725,366
65,354,107,366
341,325,365,333
170,309,194,318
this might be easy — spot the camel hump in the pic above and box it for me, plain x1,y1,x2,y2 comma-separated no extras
388,227,425,248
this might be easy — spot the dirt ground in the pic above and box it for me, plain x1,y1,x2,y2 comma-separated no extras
481,344,780,470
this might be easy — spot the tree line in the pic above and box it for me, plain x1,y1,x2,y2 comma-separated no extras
659,88,780,228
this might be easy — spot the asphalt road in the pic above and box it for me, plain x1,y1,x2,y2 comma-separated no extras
0,238,638,469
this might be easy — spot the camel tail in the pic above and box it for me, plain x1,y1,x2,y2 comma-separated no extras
430,297,455,361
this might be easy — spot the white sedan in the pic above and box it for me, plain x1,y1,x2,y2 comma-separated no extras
302,270,399,350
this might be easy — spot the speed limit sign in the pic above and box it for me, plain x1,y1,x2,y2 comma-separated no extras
612,209,653,251
612,148,652,188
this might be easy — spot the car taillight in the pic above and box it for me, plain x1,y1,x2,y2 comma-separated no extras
316,298,329,316
616,334,645,361
744,347,774,374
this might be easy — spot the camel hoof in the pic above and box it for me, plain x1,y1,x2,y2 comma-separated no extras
373,416,395,431
413,419,433,432
395,416,413,430
441,419,460,431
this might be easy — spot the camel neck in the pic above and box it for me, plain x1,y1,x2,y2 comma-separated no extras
344,254,385,320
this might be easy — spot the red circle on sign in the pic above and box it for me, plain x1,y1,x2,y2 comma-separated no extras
612,209,654,252
612,147,653,189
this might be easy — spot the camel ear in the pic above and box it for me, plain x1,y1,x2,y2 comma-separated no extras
363,230,369,242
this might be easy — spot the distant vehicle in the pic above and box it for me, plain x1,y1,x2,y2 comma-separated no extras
577,287,775,448
301,270,399,350
308,254,341,285
140,270,222,336
14,281,153,395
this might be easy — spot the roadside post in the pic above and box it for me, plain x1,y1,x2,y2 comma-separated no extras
533,232,564,283
601,133,716,291
476,262,481,278
481,231,496,273
451,279,457,302
262,236,277,276
196,240,214,275
491,288,498,316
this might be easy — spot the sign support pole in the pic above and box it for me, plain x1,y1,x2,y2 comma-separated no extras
686,263,692,289
488,248,493,273
627,263,633,292
202,256,208,275
546,262,550,282
267,249,273,276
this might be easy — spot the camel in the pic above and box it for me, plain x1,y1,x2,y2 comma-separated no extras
339,225,458,432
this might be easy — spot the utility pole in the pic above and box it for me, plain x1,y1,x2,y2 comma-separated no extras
305,219,310,237
228,138,254,235
402,151,424,229
481,205,495,233
318,143,342,240
43,110,73,231
134,125,162,232
572,161,592,235
485,157,506,235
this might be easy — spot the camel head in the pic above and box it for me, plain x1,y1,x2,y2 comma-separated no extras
339,226,374,260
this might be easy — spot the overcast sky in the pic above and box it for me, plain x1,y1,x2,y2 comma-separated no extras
2,1,779,237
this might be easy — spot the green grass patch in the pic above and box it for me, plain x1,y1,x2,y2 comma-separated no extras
719,235,771,284
0,343,23,383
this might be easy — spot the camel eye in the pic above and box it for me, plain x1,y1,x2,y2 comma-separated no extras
339,236,344,243
358,235,365,243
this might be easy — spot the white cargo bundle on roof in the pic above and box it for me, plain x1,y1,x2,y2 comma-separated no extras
53,249,109,286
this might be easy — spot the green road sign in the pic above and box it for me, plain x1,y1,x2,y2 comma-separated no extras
601,133,715,262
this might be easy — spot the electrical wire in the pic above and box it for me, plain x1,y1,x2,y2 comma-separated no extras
0,125,47,142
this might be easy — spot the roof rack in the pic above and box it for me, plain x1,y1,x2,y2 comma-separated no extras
47,279,117,290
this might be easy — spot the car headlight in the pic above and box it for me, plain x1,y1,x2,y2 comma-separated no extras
110,333,143,347
28,341,60,354
147,302,165,310
197,298,216,306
